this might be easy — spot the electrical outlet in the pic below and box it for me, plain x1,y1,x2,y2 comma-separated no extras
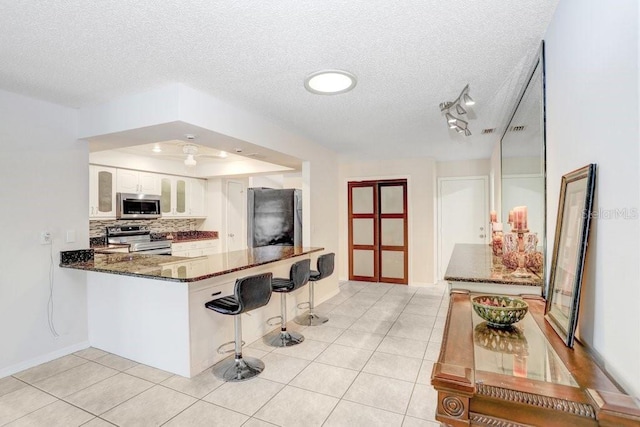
40,231,52,245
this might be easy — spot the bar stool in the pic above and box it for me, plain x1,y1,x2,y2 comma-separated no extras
205,272,273,382
264,259,310,347
294,252,335,326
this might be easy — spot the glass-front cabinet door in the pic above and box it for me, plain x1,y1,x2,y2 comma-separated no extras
160,177,173,216
89,165,116,218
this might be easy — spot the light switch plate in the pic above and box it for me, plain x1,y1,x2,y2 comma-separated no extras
66,230,76,243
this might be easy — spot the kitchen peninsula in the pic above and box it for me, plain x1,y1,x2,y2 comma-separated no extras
60,246,325,377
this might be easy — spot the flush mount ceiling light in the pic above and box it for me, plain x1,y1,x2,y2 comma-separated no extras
439,84,475,136
304,70,357,95
183,144,198,167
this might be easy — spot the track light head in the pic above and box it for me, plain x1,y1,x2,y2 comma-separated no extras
463,93,475,106
440,84,474,136
445,113,457,124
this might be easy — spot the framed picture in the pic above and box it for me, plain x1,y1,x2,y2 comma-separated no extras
545,164,596,347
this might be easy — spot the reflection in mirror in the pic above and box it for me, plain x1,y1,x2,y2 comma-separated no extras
501,43,546,281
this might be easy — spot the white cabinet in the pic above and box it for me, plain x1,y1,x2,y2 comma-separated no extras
188,178,206,217
117,169,160,195
160,176,206,218
89,165,117,218
172,239,220,257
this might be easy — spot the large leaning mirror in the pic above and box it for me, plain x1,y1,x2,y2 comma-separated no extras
501,42,546,288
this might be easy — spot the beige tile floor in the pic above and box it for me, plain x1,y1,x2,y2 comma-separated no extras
0,281,448,426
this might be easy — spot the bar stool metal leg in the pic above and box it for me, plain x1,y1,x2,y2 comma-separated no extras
294,281,329,326
264,293,304,347
213,314,265,381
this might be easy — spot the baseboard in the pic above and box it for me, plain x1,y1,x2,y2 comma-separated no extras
408,281,437,288
0,341,90,379
339,277,440,288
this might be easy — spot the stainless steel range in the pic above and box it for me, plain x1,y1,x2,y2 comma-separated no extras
106,225,172,255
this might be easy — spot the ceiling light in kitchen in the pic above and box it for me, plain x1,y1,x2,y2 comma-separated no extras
183,144,198,167
304,70,357,95
152,145,162,153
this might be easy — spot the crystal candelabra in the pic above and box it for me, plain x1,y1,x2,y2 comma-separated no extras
511,228,531,278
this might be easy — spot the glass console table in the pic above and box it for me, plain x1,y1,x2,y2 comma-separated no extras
431,291,640,426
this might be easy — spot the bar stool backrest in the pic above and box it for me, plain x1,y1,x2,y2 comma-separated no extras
316,253,335,280
236,272,273,313
289,259,311,291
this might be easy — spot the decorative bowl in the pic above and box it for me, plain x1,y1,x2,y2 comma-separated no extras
471,295,529,329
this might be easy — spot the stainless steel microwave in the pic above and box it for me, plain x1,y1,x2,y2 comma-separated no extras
116,193,162,219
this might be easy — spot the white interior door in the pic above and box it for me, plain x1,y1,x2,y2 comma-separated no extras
438,177,489,279
226,181,245,252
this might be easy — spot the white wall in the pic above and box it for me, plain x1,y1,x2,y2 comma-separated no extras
546,0,640,397
339,158,437,285
0,89,89,376
249,174,284,189
436,158,490,178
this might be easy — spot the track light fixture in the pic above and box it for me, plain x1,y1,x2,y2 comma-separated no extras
439,84,475,136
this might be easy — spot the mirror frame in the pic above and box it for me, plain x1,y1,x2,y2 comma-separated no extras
500,41,547,295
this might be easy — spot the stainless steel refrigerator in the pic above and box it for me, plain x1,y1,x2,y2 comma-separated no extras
247,188,302,247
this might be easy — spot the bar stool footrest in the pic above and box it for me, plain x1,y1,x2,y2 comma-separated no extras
266,315,282,327
217,340,246,355
296,301,310,310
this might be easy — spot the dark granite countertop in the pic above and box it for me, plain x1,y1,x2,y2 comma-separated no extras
90,231,219,248
162,231,219,243
444,244,543,287
60,246,323,283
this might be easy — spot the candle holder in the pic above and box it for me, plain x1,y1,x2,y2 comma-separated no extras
511,228,531,278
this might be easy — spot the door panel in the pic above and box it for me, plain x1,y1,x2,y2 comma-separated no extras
353,218,375,245
378,181,408,284
353,250,375,277
380,250,405,279
226,180,245,252
348,181,378,282
438,177,488,279
352,186,374,214
380,185,404,214
348,180,408,284
381,218,404,246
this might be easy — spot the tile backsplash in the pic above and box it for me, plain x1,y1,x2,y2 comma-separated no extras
90,218,204,238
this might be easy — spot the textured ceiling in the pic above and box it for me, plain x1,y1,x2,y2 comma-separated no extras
0,1,558,161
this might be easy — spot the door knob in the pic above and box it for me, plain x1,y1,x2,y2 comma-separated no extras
480,227,484,231
479,234,485,238
229,233,235,237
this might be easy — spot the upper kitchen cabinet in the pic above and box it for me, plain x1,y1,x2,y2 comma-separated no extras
188,178,205,217
160,176,206,218
89,165,117,218
117,169,161,195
